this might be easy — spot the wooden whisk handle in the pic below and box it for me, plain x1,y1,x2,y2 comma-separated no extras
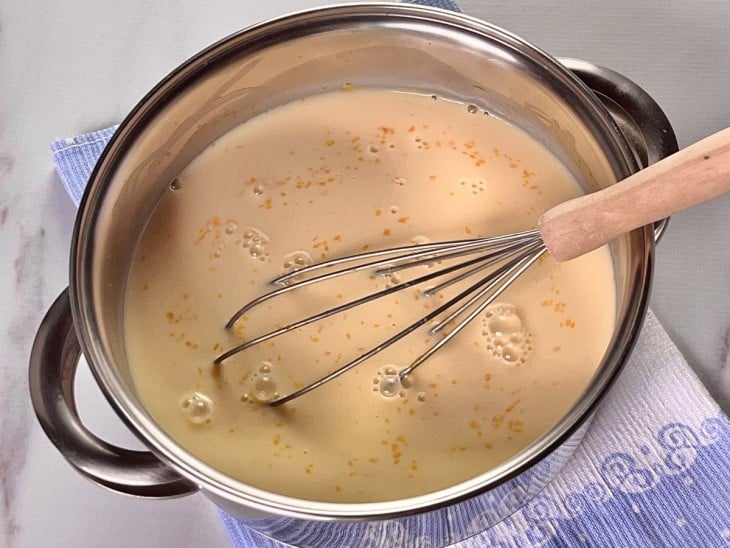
539,127,730,262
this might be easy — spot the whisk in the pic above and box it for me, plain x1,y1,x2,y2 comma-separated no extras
215,127,730,406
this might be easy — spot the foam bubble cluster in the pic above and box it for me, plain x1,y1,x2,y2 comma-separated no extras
372,365,412,399
241,227,270,261
180,392,213,425
224,221,237,235
282,250,314,274
410,235,440,269
482,303,533,365
241,361,280,404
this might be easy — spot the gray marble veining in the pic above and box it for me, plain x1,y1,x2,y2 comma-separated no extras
1,226,46,548
0,153,31,547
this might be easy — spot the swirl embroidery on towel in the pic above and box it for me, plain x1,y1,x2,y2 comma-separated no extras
229,414,728,548
511,413,730,546
462,413,729,547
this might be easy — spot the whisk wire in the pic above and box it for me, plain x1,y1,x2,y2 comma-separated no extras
426,240,546,336
401,243,546,380
271,229,540,286
421,238,541,298
214,228,546,405
215,241,530,364
268,240,546,406
225,231,540,328
213,233,533,364
375,233,541,276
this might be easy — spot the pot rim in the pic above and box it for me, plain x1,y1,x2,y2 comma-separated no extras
69,2,650,520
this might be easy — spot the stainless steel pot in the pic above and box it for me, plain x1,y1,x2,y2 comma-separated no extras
29,4,677,546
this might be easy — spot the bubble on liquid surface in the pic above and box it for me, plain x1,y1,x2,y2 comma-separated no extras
487,312,523,336
241,363,280,404
224,221,237,235
213,249,223,258
249,242,266,257
241,227,270,260
410,235,439,268
379,376,400,398
169,178,182,191
282,251,314,275
482,303,533,366
383,271,403,288
501,343,521,363
466,104,479,114
180,392,213,424
252,374,277,402
373,365,409,399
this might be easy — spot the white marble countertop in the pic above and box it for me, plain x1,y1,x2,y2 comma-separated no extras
2,1,729,547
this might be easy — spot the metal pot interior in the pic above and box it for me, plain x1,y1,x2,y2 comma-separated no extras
71,4,651,518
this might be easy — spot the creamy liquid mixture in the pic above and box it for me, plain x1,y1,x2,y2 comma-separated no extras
124,89,616,502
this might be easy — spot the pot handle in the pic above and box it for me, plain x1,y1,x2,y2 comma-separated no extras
559,57,679,244
29,288,199,498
